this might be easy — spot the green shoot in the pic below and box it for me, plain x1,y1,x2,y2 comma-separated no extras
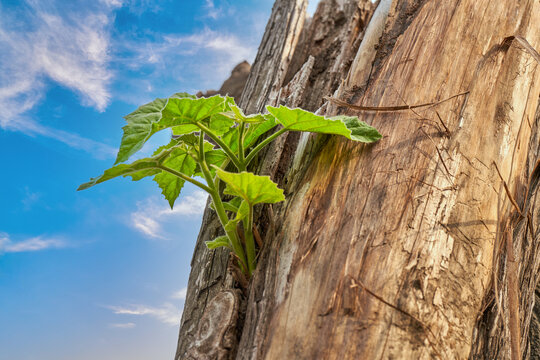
78,94,381,276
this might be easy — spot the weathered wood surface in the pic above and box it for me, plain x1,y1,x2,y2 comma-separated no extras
283,0,375,112
532,284,540,356
240,1,540,359
239,0,308,114
176,0,540,359
175,0,312,358
470,104,540,359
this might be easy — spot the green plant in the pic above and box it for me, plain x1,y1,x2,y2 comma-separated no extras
78,93,381,276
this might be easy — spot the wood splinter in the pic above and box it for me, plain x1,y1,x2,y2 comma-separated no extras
325,91,469,113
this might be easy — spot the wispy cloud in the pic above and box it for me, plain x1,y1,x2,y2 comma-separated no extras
164,28,253,69
107,303,180,326
171,287,187,301
105,287,188,327
0,3,113,113
11,118,116,159
0,232,67,253
21,187,42,211
0,1,115,157
203,0,220,20
109,322,136,329
100,0,124,9
0,1,261,158
6,117,117,159
130,191,208,239
117,27,256,96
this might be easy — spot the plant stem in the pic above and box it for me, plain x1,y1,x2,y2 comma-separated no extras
244,127,288,166
212,192,248,274
198,131,248,273
198,130,216,192
238,121,245,165
196,122,244,171
157,165,212,193
243,204,256,275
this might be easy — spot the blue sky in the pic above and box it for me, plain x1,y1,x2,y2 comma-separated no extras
0,0,303,359
0,0,322,358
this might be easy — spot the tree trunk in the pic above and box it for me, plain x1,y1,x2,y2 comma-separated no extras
175,1,540,359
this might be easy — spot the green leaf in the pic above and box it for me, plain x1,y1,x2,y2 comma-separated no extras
235,199,249,219
115,94,228,164
266,106,381,142
223,199,250,234
153,148,197,208
243,114,277,148
209,113,235,135
221,201,239,213
198,149,227,177
78,159,161,190
220,114,277,154
79,139,193,197
115,97,168,164
171,133,199,147
203,149,227,166
215,169,285,206
171,124,199,136
228,105,267,123
330,115,383,142
161,95,228,132
227,197,243,212
206,236,231,250
171,92,197,99
220,127,240,153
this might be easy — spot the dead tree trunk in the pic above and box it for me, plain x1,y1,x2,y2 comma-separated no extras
175,1,540,359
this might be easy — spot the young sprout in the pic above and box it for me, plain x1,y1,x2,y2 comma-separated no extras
78,93,381,276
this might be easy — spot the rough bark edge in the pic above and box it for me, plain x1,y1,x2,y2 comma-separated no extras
174,1,309,358
470,101,540,360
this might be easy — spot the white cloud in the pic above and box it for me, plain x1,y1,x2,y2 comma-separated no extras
101,0,123,8
5,117,116,159
171,287,187,300
130,191,208,239
0,232,67,253
0,1,115,157
0,5,112,113
109,322,136,329
107,303,180,326
204,0,220,20
166,28,253,66
21,187,42,211
117,27,256,96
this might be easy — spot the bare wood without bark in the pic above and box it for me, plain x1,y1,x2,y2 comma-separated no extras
176,1,540,359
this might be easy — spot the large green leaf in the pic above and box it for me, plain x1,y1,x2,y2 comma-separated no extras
153,148,197,208
115,97,168,164
209,113,235,135
171,124,200,136
215,169,285,206
219,127,239,154
115,94,228,164
266,106,381,142
161,95,229,134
